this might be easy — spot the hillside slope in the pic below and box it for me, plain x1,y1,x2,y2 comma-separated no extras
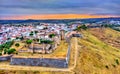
89,28,120,48
74,28,120,74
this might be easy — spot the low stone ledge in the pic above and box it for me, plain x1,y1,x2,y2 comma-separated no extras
10,57,68,68
0,55,13,61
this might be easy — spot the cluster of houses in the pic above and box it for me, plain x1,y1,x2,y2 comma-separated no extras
3,20,118,45
0,25,33,44
0,23,81,54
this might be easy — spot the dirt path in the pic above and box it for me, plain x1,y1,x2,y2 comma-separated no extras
69,37,78,70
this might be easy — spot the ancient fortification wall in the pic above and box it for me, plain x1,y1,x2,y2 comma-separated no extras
10,37,72,68
10,57,68,68
0,55,13,61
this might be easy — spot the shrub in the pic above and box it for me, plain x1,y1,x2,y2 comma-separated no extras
31,31,33,34
40,39,54,44
0,41,14,54
0,52,2,56
16,37,19,40
80,25,88,30
33,39,36,41
4,41,14,49
15,43,20,47
7,48,16,54
105,65,109,69
76,25,88,31
43,27,48,30
14,51,18,55
49,34,55,38
112,64,116,68
29,33,33,36
26,39,33,44
35,31,38,34
115,59,119,65
4,48,8,54
7,38,10,40
36,39,39,42
29,31,34,36
0,45,3,50
20,36,24,40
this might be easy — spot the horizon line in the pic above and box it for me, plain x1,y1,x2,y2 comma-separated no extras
0,14,120,20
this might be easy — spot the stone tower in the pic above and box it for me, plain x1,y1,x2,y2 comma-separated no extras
60,30,65,40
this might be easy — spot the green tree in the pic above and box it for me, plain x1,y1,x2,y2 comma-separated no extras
43,27,48,30
20,36,24,40
76,25,88,31
76,26,81,31
29,33,34,36
15,43,20,47
29,31,34,36
49,34,56,38
0,45,3,51
4,41,14,49
7,48,16,54
35,31,38,34
4,48,8,54
26,39,33,44
40,39,54,44
0,52,2,56
36,38,40,42
31,31,33,34
16,37,19,40
80,25,88,30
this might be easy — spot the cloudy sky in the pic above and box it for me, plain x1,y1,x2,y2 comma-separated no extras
0,0,120,19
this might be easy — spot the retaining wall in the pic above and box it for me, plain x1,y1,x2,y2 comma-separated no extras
10,57,68,68
0,55,13,61
10,38,72,68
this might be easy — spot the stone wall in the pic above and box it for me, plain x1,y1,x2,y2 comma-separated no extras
10,37,72,68
0,55,13,61
66,43,71,64
10,57,68,68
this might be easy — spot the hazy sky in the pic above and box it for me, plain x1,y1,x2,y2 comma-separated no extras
0,0,120,19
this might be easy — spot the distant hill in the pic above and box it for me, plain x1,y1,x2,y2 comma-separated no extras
0,17,120,24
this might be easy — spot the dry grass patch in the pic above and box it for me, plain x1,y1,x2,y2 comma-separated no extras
11,41,26,51
89,28,120,48
73,29,120,74
15,40,68,59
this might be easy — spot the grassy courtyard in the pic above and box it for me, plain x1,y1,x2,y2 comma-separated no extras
13,40,69,59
